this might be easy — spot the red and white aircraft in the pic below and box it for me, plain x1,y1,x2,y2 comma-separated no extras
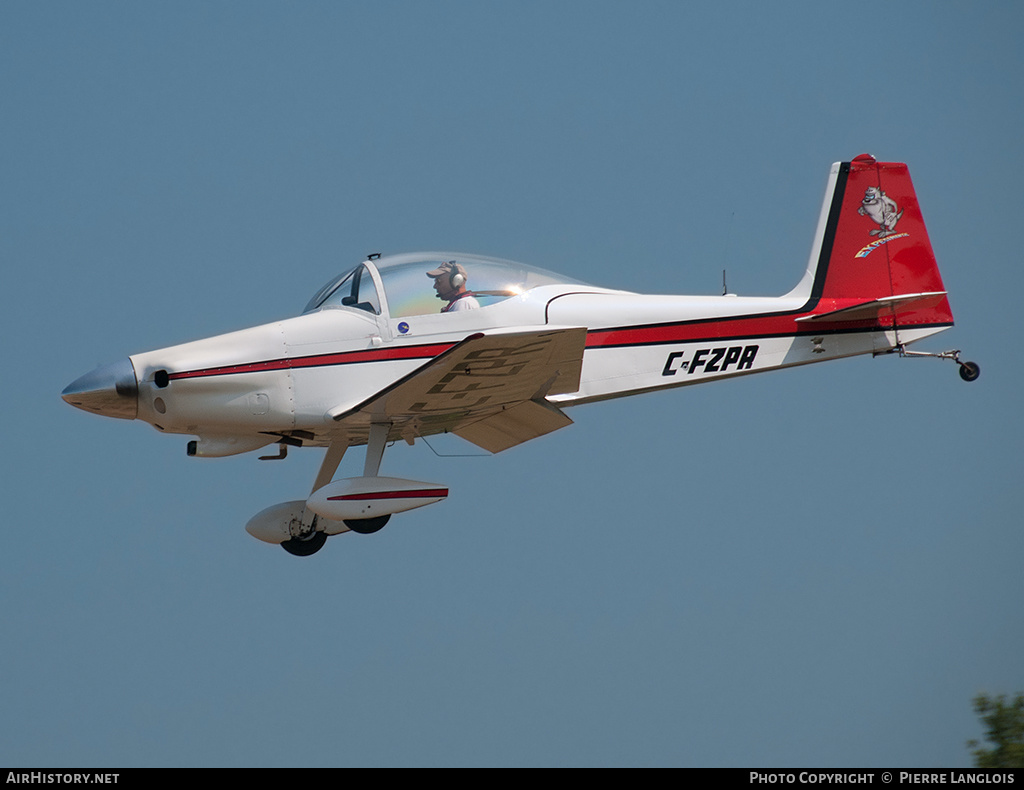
63,155,977,555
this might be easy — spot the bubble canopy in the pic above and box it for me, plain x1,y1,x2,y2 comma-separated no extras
303,252,589,318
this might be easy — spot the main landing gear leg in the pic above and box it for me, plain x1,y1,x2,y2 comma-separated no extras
311,441,349,495
893,345,981,382
345,422,392,535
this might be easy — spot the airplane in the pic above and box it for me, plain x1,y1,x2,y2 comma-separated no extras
62,154,978,556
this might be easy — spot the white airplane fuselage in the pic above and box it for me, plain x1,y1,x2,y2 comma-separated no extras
121,284,943,456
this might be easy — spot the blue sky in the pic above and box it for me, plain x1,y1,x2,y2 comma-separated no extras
3,0,1021,767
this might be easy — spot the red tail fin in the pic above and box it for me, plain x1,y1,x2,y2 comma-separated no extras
805,155,953,329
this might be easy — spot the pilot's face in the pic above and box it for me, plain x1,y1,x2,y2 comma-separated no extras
433,275,454,300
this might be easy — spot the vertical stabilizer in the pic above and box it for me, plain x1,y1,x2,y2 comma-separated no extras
790,155,953,330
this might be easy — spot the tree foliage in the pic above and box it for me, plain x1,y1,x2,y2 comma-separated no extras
967,692,1024,768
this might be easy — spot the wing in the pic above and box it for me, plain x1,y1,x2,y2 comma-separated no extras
327,327,587,453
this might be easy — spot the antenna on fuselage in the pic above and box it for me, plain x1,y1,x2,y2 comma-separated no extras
720,210,735,295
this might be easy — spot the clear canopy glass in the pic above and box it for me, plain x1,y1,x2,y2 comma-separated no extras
303,253,587,318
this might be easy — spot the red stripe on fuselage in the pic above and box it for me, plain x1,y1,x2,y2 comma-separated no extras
328,488,449,501
586,313,804,348
167,342,455,381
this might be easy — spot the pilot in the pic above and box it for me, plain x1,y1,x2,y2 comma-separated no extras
426,261,480,313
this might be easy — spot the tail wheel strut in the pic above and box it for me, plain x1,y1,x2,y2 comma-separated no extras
895,345,980,383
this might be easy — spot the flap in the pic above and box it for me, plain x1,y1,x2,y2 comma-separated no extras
453,398,574,453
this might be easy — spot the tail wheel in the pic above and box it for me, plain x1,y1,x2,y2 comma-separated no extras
959,361,980,382
281,530,327,556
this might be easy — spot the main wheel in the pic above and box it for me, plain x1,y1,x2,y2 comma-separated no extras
959,361,980,382
281,530,327,556
344,514,391,534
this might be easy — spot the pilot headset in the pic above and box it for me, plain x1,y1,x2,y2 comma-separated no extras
447,261,466,289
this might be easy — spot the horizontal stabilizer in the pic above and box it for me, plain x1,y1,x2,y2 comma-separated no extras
794,292,947,324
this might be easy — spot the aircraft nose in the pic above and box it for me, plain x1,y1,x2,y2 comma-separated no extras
61,358,139,420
